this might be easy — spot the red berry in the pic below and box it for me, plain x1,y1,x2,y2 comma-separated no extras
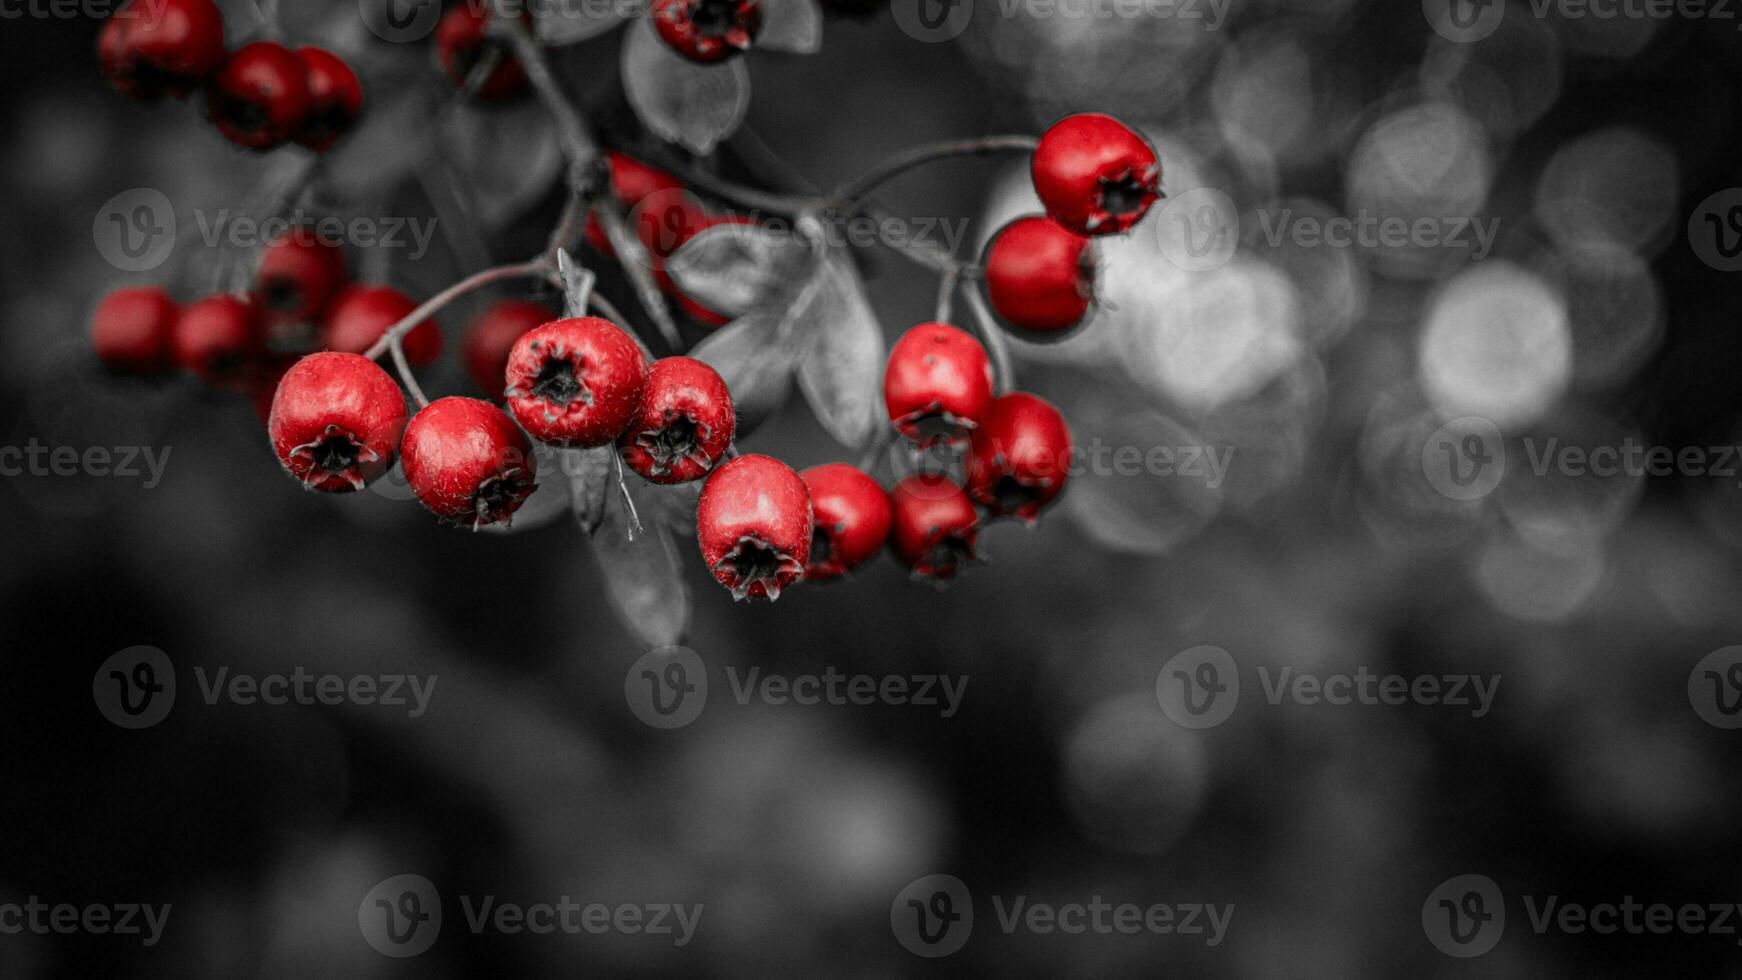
882,322,994,447
651,0,763,63
401,397,538,528
97,0,226,102
585,153,687,258
173,293,262,388
435,6,527,101
504,317,648,448
256,229,347,322
618,356,736,485
267,352,406,493
293,47,364,152
964,392,1072,524
91,287,178,375
983,215,1094,337
889,474,980,584
206,41,311,150
461,300,554,399
322,286,441,367
801,464,892,582
1032,113,1162,236
697,454,812,601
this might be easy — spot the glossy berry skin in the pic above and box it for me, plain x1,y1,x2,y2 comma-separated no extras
462,300,553,399
91,287,178,375
651,0,763,63
401,397,538,528
322,286,442,367
257,230,347,322
1032,113,1161,236
965,392,1073,524
585,153,687,258
889,474,981,585
173,294,262,389
293,47,364,152
697,454,812,601
801,464,892,582
97,0,226,101
206,41,311,150
984,216,1094,337
883,322,994,447
619,357,735,485
504,317,648,448
435,6,527,101
268,353,406,493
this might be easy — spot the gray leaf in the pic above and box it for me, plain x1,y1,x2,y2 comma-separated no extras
758,0,823,53
795,253,886,449
666,222,815,319
621,15,750,154
689,303,800,435
565,446,618,535
591,476,692,647
535,0,641,45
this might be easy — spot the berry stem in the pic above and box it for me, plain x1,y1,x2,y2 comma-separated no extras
593,197,683,350
488,19,601,194
362,258,555,361
833,135,1041,204
934,263,959,324
959,280,1014,396
388,338,430,408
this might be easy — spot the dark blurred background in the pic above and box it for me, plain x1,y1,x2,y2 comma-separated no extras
7,0,1742,975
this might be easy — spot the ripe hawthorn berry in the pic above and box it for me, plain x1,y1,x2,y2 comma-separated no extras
206,41,312,150
173,293,262,389
257,229,347,322
889,474,980,584
585,153,687,258
697,454,812,601
401,397,538,528
964,392,1072,523
1031,113,1162,236
293,47,364,153
651,0,763,63
461,300,553,399
97,0,226,102
268,352,406,492
618,356,735,485
435,6,528,101
322,285,442,367
504,317,648,448
983,215,1094,337
91,287,178,375
801,463,892,582
883,322,994,447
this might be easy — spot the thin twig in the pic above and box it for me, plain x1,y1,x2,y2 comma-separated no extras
595,198,682,351
958,280,1015,396
489,19,600,191
934,264,960,324
833,135,1040,203
389,339,430,407
363,258,552,361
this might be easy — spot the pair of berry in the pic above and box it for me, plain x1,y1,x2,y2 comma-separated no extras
99,0,363,152
983,113,1162,337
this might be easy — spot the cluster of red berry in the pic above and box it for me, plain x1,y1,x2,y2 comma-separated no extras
98,0,363,152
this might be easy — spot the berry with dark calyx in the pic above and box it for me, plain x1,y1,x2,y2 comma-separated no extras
257,229,347,322
889,474,980,585
91,287,178,375
462,300,554,399
651,0,763,63
697,454,812,601
1032,113,1162,236
293,47,364,152
585,152,687,258
435,6,527,101
401,397,538,528
883,322,994,447
322,285,442,367
964,392,1072,524
504,317,648,448
173,293,263,389
206,41,312,150
268,352,406,492
97,0,226,102
801,463,892,582
983,215,1094,338
618,356,735,484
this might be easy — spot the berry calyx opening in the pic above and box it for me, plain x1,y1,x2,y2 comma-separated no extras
636,412,712,475
530,355,586,408
919,531,977,585
693,0,743,36
290,424,379,491
472,467,535,529
1098,173,1152,220
989,474,1046,520
715,534,805,601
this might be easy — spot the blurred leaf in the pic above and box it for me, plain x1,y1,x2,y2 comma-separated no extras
666,222,813,318
323,93,433,199
566,446,617,535
758,0,823,53
621,16,750,154
689,246,828,434
536,0,641,45
590,475,691,647
439,101,565,226
795,252,884,449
